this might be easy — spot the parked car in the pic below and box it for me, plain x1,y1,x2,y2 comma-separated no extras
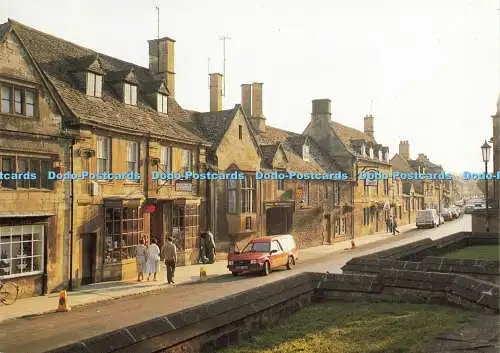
441,208,454,221
449,207,460,218
416,209,440,228
464,205,475,214
227,234,299,276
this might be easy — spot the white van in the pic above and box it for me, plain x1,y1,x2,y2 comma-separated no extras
416,209,440,229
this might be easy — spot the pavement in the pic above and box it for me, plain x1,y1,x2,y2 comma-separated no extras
0,216,471,353
0,223,416,324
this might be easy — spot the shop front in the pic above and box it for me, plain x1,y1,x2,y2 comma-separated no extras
100,198,145,282
151,198,201,266
0,214,53,297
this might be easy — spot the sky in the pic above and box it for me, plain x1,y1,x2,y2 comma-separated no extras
1,0,499,174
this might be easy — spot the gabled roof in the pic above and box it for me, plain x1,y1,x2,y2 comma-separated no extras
390,153,415,173
6,19,208,145
257,126,342,173
194,106,238,146
0,22,9,40
260,144,280,168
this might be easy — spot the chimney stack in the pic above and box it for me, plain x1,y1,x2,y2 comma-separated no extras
364,114,374,138
251,82,266,133
399,140,410,160
241,84,252,117
148,37,176,97
209,73,223,112
311,99,331,125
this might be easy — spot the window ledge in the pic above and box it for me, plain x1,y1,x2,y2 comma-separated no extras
0,112,37,119
0,271,43,279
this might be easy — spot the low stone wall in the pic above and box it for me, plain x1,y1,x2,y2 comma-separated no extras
45,269,499,353
312,270,499,313
342,232,500,283
46,273,315,353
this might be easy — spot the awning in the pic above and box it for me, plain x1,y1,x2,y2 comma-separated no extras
0,212,55,218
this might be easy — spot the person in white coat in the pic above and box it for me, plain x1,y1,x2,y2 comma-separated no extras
146,238,160,281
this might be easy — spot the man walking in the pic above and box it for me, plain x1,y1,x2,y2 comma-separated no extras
392,217,400,235
161,237,177,284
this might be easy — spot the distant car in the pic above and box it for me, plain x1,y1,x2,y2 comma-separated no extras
464,205,474,214
416,209,440,228
227,234,299,276
449,207,460,218
441,209,454,221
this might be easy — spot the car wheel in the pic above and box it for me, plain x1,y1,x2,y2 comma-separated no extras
433,222,437,228
286,256,295,270
231,272,238,276
262,261,270,276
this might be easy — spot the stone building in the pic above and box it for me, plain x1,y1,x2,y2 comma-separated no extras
472,94,500,234
392,140,452,215
193,79,354,253
0,20,71,297
1,19,212,291
304,99,392,237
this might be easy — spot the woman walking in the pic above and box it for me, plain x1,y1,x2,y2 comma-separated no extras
135,239,147,282
146,238,160,281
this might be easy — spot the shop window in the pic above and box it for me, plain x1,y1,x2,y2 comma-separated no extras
333,182,341,206
0,83,37,117
340,217,346,235
0,224,44,278
104,206,143,262
384,179,389,195
172,204,199,251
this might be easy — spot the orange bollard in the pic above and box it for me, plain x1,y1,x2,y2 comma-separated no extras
56,290,71,312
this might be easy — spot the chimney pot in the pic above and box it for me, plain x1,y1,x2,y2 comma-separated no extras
241,84,252,117
148,37,176,97
251,82,265,133
311,99,331,125
209,73,223,112
364,114,374,138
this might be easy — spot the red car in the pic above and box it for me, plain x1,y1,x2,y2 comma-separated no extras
227,234,299,276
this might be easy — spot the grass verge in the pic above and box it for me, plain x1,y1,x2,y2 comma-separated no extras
443,245,499,261
220,301,473,353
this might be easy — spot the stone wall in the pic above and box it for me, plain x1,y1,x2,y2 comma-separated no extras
293,207,324,248
341,232,500,284
47,273,315,353
312,270,499,313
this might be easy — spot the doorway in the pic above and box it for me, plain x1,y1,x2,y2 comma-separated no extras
82,233,97,285
324,215,332,243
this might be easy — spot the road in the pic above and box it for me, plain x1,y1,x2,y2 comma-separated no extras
0,216,470,353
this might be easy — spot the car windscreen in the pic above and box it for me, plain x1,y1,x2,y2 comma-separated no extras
242,242,270,253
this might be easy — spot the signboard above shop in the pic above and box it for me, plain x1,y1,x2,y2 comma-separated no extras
175,181,192,192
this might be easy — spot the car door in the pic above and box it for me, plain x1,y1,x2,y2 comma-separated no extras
270,240,285,268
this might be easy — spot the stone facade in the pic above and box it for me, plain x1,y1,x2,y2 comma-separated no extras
0,27,70,297
304,99,392,237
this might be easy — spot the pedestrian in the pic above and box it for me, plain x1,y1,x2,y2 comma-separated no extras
135,238,147,282
386,216,392,233
145,238,160,281
205,230,216,264
161,237,177,284
392,217,400,235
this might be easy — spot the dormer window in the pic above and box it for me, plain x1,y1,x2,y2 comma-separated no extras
360,144,366,156
302,144,310,161
124,83,137,106
369,147,373,159
377,150,381,160
157,93,168,114
86,72,102,97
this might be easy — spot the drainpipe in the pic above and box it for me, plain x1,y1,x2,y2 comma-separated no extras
68,138,76,291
